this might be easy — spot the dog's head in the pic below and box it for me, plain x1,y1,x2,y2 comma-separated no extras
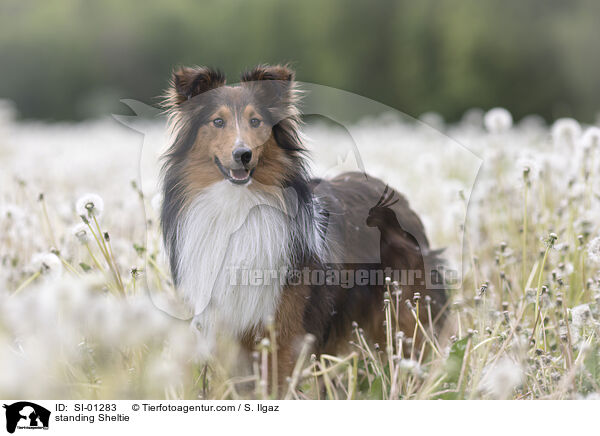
163,64,302,191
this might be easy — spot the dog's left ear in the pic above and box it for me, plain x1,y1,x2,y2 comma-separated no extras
241,64,298,110
241,64,295,83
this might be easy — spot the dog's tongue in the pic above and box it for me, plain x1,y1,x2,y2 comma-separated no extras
230,168,249,180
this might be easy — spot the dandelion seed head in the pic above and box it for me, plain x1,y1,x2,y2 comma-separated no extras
551,118,581,146
558,261,574,276
588,237,600,264
541,232,558,248
71,222,90,244
481,357,523,399
580,126,600,150
1,203,26,221
571,304,592,330
146,358,180,387
398,358,421,375
518,114,546,131
30,252,63,279
76,193,104,219
515,156,541,181
419,111,445,130
569,183,587,200
461,107,484,128
484,107,513,134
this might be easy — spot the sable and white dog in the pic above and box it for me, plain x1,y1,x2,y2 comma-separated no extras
160,64,446,385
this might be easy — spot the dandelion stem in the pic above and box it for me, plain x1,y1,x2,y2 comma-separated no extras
410,300,419,361
456,336,472,399
147,255,168,280
13,271,41,295
39,195,58,248
522,181,529,291
104,233,125,294
384,292,394,379
260,343,269,399
408,306,442,358
268,322,278,398
85,243,104,271
284,336,313,399
85,220,109,259
91,215,124,295
532,239,552,342
59,256,80,277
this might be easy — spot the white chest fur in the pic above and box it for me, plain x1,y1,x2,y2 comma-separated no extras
175,181,291,352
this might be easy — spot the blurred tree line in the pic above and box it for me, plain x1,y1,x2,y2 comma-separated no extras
0,0,599,122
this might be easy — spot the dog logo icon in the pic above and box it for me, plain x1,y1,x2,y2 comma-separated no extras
3,402,50,433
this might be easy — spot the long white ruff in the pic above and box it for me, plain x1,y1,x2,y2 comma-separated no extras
175,180,292,355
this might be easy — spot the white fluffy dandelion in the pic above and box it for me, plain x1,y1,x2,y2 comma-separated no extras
419,112,445,130
0,203,26,221
484,107,513,134
587,237,600,264
71,222,90,244
398,358,422,376
480,357,523,399
461,108,484,128
519,114,546,131
551,118,581,146
30,252,63,279
571,304,592,330
76,193,104,219
516,155,541,181
580,126,600,150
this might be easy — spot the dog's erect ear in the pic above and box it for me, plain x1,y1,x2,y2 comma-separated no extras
165,66,225,107
240,64,298,115
174,66,226,100
241,64,295,83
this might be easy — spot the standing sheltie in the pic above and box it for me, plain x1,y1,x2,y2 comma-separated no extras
160,64,446,388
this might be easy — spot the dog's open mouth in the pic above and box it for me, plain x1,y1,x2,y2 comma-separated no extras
214,157,254,185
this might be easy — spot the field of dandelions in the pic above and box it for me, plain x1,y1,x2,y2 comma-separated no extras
1,98,600,400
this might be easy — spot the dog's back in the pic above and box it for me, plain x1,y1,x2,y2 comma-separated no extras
301,171,447,355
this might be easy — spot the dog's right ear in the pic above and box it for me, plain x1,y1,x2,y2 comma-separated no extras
164,66,226,108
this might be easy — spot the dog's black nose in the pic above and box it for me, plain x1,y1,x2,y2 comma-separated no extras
232,146,252,166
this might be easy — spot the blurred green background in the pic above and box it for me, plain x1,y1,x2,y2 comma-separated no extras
1,0,599,122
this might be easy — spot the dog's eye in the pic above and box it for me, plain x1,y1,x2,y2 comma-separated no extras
249,118,261,128
213,118,225,128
